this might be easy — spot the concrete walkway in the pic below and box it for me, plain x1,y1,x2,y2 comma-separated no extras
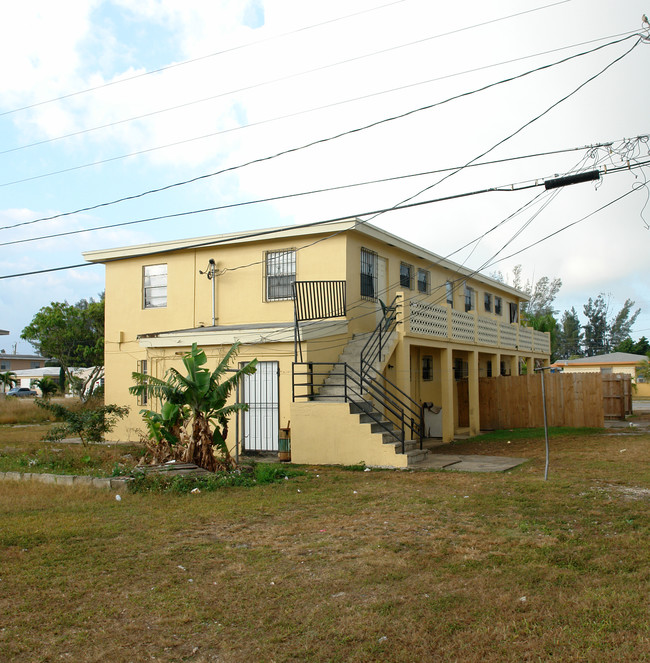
415,453,529,472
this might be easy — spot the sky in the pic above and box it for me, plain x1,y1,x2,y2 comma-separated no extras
0,0,649,355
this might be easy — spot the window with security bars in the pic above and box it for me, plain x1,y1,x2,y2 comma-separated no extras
464,284,475,312
454,358,468,380
143,264,167,309
446,281,454,308
136,359,148,406
265,249,296,301
417,268,430,294
484,292,492,312
360,248,377,300
422,355,433,381
400,262,414,289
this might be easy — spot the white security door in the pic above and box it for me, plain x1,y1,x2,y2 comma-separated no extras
240,361,279,451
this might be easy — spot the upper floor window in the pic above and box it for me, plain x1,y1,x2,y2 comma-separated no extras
446,281,454,308
494,296,502,316
509,302,519,324
360,248,377,300
417,268,430,294
143,264,167,309
400,262,414,289
464,284,475,312
0,361,9,371
265,249,296,301
484,293,492,313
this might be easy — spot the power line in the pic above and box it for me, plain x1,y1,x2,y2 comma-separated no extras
0,0,572,120
0,0,410,118
0,33,638,231
3,8,617,159
1,159,647,281
0,28,637,189
0,138,628,243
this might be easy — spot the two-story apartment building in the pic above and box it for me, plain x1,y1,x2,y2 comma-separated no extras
84,219,550,467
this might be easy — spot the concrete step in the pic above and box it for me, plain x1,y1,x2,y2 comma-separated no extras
349,401,373,415
405,448,429,466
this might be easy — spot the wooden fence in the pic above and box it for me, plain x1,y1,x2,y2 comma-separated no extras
601,373,633,419
478,372,606,430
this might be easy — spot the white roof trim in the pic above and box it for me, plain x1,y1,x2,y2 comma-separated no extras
84,218,528,299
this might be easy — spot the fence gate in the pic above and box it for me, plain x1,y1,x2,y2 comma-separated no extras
240,361,279,452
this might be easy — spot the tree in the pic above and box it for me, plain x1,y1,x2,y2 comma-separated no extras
583,295,641,356
34,377,58,399
555,308,583,359
583,295,609,356
130,343,258,472
609,299,641,349
21,296,105,401
0,371,17,394
511,265,562,359
512,265,563,321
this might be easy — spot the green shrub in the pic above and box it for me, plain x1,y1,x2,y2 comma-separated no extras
128,463,305,494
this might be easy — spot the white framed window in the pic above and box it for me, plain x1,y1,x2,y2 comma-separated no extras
265,249,296,301
509,302,519,323
495,296,502,316
417,268,430,294
400,262,414,289
143,264,167,309
360,248,377,300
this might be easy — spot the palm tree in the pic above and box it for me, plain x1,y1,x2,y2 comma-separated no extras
0,371,17,394
34,376,59,399
130,342,257,472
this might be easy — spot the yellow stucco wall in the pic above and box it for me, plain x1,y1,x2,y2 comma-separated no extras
635,382,650,398
291,401,408,467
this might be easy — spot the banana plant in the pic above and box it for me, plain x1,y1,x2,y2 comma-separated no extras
131,343,257,471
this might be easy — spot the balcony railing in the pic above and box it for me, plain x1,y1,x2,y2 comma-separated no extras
406,299,550,354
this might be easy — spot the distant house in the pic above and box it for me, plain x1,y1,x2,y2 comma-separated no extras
0,352,49,372
552,352,650,398
552,352,648,379
10,366,99,397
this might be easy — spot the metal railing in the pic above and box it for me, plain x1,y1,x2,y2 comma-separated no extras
360,295,400,381
292,361,423,453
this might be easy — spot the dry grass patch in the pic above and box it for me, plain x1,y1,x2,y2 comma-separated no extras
0,422,144,476
1,430,649,662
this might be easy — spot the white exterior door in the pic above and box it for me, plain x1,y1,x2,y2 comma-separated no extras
240,361,279,451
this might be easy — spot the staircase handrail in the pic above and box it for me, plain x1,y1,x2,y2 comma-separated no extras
360,295,400,380
292,361,424,452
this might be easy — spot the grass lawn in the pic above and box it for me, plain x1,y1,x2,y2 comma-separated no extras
1,425,649,662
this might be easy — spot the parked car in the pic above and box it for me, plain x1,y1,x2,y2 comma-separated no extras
7,387,38,397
